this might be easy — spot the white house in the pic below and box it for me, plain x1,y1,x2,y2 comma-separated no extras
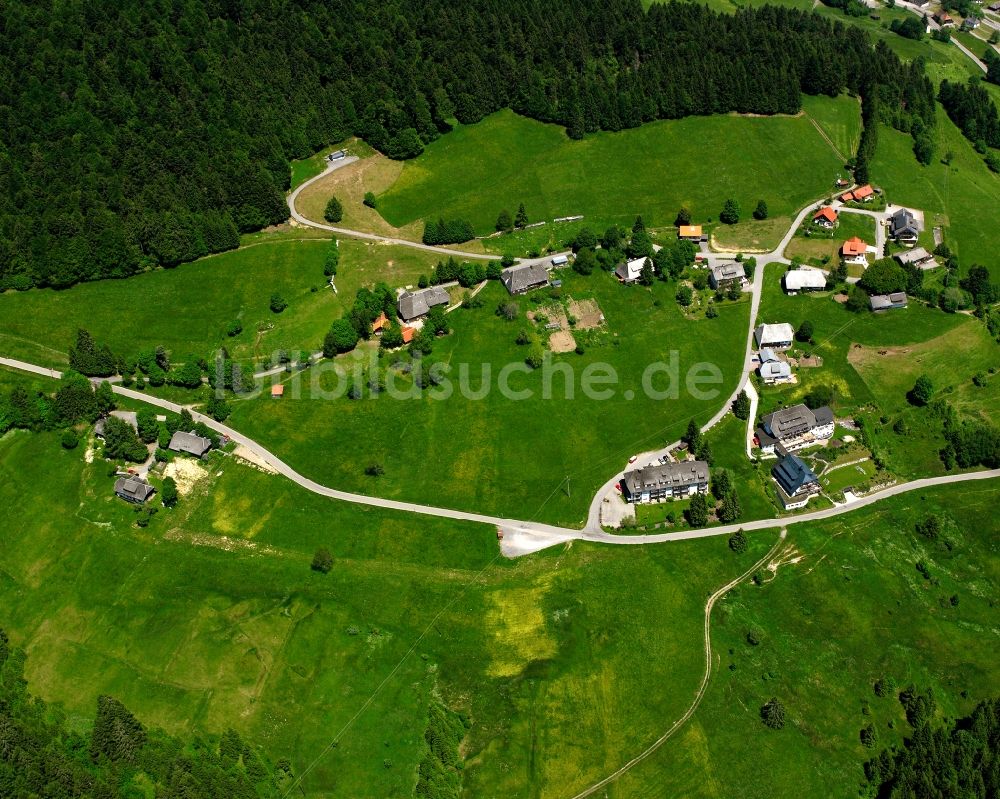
758,349,793,384
754,323,795,350
615,257,650,284
783,268,827,293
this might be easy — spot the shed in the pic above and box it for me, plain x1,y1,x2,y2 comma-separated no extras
551,254,569,266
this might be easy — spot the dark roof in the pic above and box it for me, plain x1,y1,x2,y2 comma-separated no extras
889,209,919,237
501,263,549,294
623,460,709,495
762,404,832,440
869,292,908,311
397,286,450,321
168,430,212,457
114,476,155,503
772,454,819,495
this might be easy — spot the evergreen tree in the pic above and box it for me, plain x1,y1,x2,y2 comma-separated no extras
752,199,768,220
91,695,147,763
719,199,741,224
733,389,751,420
514,203,529,229
324,196,343,223
496,209,513,232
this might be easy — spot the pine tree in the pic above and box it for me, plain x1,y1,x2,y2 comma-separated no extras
514,203,528,229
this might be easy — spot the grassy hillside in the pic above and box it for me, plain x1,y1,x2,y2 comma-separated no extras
0,396,774,798
226,270,750,526
0,239,439,368
872,111,1000,280
376,106,847,236
614,479,1000,797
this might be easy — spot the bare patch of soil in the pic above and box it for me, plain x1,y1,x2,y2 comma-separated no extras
567,298,604,329
548,330,577,353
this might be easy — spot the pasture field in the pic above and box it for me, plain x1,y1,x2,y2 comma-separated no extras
375,106,847,239
0,239,440,368
615,479,1000,798
227,270,750,527
801,92,862,163
0,395,777,798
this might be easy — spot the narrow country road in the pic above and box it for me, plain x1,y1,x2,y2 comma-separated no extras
3,356,997,555
287,156,501,261
566,529,788,799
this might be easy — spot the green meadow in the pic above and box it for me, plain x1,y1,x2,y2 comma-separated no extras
0,238,439,368
226,270,750,526
2,385,997,796
376,105,847,237
0,395,773,798
617,480,1000,798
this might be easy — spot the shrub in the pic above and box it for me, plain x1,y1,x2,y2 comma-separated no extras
161,477,178,508
269,293,287,313
907,375,933,406
728,529,748,553
226,319,243,337
365,462,385,477
311,548,334,573
61,429,79,449
752,200,768,220
760,697,785,729
363,191,377,208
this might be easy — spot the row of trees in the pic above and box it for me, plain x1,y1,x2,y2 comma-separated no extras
0,630,290,796
0,0,938,290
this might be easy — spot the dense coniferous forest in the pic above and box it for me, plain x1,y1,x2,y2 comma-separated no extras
0,630,289,798
864,695,1000,798
938,80,1000,149
0,0,934,291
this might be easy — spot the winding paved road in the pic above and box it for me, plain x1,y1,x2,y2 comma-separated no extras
288,156,501,261
5,352,997,557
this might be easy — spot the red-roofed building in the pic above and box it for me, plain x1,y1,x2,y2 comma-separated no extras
812,207,839,228
271,384,285,398
841,236,869,266
852,184,874,201
372,312,389,333
402,326,416,344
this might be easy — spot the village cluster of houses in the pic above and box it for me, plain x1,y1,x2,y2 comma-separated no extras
101,411,213,505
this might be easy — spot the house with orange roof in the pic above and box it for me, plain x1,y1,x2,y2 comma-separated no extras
271,384,285,398
401,326,416,344
812,207,839,228
841,184,875,203
678,225,704,241
371,312,389,333
840,237,869,266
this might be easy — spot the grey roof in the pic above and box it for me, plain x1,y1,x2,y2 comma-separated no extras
710,262,743,283
114,476,155,503
397,286,450,321
759,348,779,364
772,454,819,496
760,361,792,380
889,209,919,238
623,460,709,495
168,430,212,457
755,323,794,348
761,404,832,440
869,292,908,311
893,247,932,266
501,263,549,294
